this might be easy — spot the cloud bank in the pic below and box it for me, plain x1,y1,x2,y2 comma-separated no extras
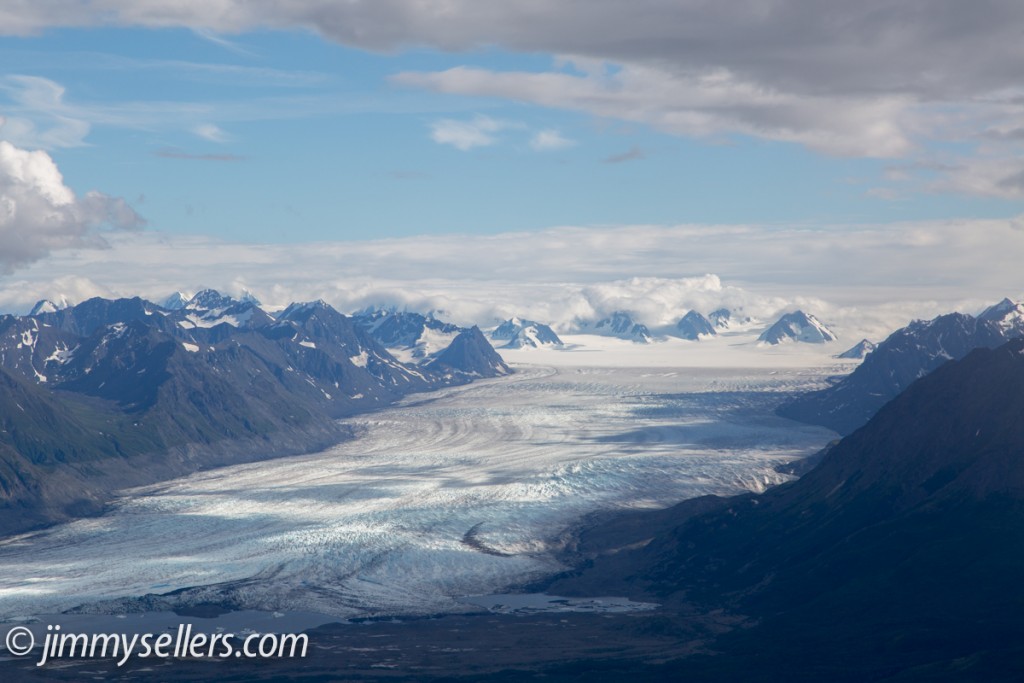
3,217,1021,344
0,140,144,273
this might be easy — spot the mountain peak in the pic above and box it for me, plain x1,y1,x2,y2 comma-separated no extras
978,297,1024,334
836,338,876,359
591,311,651,343
708,308,731,329
674,310,716,340
160,291,190,311
279,300,332,321
758,310,836,345
426,326,511,377
491,317,563,348
29,299,64,316
187,289,235,310
979,297,1017,317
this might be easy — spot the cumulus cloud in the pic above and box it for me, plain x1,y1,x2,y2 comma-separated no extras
0,140,144,273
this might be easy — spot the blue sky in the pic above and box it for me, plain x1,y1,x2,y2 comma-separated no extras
2,3,1024,327
3,18,1022,245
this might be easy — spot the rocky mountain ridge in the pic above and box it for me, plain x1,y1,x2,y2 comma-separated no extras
0,292,509,536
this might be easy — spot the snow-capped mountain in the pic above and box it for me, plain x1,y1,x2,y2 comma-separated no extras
28,297,70,316
426,327,511,377
758,311,836,345
708,308,731,329
160,291,190,311
353,309,464,363
0,314,78,384
778,309,1014,434
175,289,275,330
31,296,163,337
584,311,652,343
673,310,717,340
836,338,876,359
978,297,1024,335
0,295,511,536
491,317,563,349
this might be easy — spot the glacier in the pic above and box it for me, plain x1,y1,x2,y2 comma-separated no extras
0,360,839,622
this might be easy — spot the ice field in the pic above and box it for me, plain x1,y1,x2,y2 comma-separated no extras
0,354,842,621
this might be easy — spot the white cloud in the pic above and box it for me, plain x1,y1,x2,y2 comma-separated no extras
0,140,144,273
6,3,1024,164
191,28,255,56
429,115,507,150
529,129,574,151
3,4,1024,192
0,75,92,148
0,73,442,151
396,63,916,158
4,217,1023,346
3,1,1021,108
927,157,1024,199
193,123,229,142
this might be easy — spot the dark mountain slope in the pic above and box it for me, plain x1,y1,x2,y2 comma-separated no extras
778,312,1011,434
34,296,161,336
426,326,511,378
0,295,510,537
673,310,716,340
275,299,433,399
0,314,80,383
0,366,165,533
548,338,1024,680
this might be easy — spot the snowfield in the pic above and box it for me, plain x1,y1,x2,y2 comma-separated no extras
0,355,842,621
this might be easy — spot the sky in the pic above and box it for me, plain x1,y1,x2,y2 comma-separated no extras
2,2,1024,336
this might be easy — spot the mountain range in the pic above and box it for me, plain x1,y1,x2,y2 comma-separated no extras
582,311,653,343
778,300,1024,434
0,292,508,536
